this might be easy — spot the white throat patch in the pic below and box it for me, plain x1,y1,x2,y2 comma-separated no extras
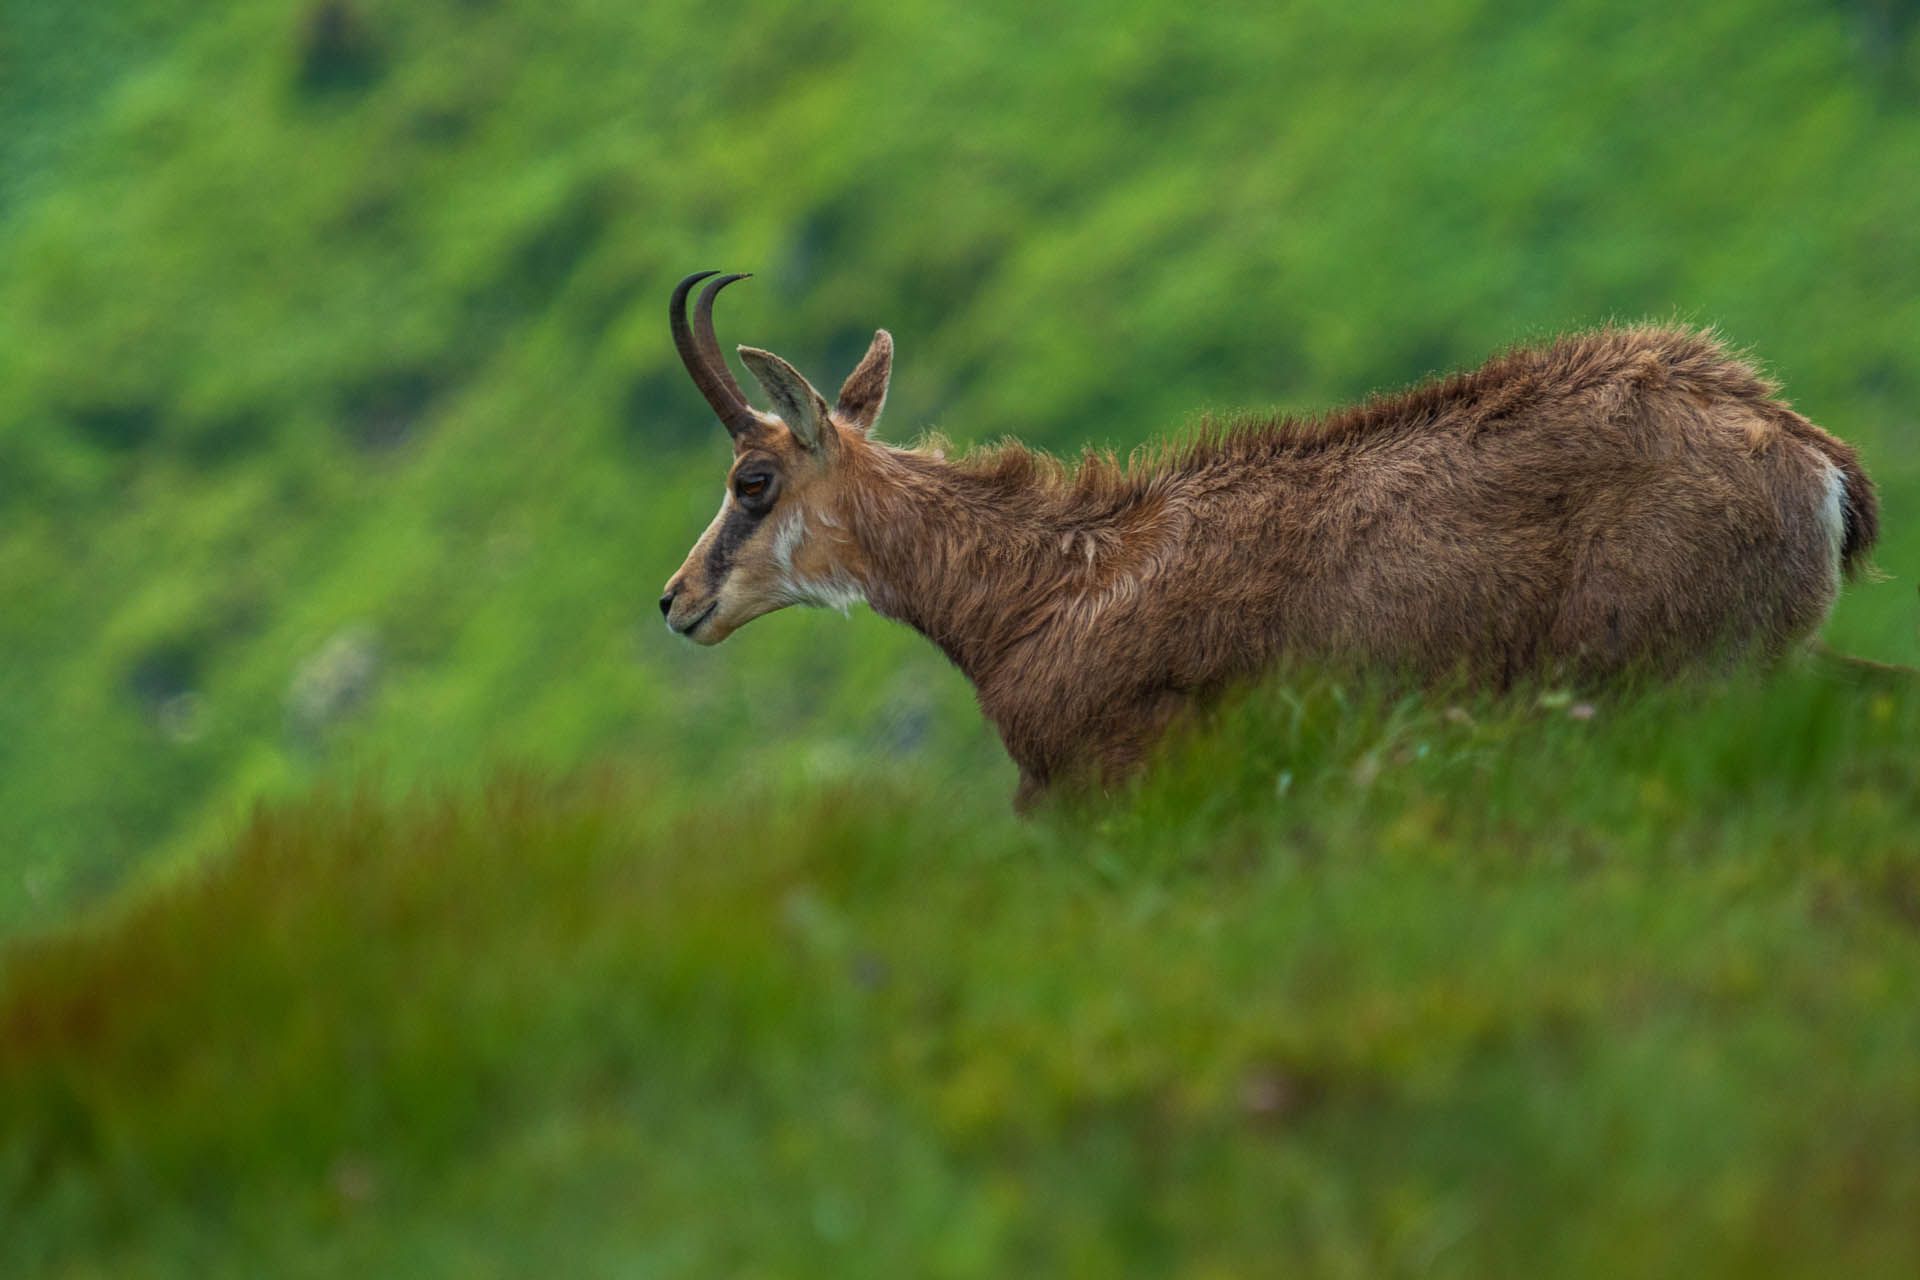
771,514,867,616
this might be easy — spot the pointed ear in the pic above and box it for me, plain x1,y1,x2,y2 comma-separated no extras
738,346,835,454
834,330,893,436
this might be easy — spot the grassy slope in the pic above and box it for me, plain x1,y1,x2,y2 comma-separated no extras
4,670,1919,1276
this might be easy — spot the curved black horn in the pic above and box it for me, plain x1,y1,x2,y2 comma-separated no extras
694,273,752,405
671,270,756,437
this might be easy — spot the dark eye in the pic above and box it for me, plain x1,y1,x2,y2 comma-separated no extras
734,472,775,507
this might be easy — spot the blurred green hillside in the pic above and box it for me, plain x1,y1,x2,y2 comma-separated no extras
5,1,1920,1273
2,0,1917,931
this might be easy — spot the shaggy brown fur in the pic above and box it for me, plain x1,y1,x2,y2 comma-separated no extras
661,284,1878,808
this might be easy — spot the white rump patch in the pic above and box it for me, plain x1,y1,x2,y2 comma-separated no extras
1817,461,1846,567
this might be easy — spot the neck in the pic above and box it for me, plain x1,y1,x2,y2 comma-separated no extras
842,442,1168,686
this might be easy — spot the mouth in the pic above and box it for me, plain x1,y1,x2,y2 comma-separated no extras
670,601,718,637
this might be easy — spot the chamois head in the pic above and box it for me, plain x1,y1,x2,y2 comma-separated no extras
659,270,893,644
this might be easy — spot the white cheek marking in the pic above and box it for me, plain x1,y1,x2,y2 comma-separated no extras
771,512,804,577
770,513,867,617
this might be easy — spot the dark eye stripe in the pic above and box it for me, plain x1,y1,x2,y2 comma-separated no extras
703,500,758,588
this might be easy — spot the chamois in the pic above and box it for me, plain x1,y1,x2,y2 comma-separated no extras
659,271,1878,807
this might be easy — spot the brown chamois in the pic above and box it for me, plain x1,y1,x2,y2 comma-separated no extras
659,271,1879,807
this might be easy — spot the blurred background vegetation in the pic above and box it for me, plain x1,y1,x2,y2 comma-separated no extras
1,0,1916,932
2,0,1918,1273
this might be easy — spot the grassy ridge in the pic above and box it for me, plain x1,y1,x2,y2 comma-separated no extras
5,667,1919,1275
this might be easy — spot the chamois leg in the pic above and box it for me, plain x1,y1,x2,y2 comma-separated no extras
1092,688,1197,790
1010,689,1195,812
1013,769,1049,815
1807,642,1920,686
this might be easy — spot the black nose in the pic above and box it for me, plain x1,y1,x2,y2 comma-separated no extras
659,587,677,618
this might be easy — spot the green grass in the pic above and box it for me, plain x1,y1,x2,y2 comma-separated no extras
5,667,1919,1276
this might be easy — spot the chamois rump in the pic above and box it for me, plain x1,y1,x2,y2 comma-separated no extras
659,271,1878,807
